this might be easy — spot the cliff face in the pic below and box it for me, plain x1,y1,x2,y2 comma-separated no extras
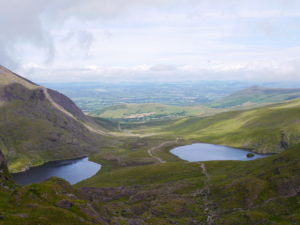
0,66,106,172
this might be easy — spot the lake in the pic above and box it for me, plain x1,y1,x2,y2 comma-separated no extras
12,157,101,186
170,143,268,162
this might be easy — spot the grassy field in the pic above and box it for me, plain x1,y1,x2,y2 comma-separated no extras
90,103,222,122
75,145,300,224
127,98,300,154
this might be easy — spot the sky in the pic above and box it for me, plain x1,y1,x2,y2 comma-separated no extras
1,0,300,83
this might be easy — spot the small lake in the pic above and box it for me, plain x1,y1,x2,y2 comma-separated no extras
171,143,268,162
12,157,101,186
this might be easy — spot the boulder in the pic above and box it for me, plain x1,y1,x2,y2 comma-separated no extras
55,200,73,209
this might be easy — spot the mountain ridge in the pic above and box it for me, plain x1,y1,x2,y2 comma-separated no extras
0,65,106,172
210,85,300,108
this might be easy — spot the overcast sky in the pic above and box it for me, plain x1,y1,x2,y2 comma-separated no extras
1,0,300,83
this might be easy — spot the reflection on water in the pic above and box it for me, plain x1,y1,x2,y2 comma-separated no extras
12,157,101,185
171,143,268,162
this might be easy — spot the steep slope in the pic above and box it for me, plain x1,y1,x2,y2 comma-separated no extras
210,86,300,108
0,66,106,172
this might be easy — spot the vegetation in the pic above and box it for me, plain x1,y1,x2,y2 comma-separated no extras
209,86,300,108
46,81,260,112
127,98,300,154
74,145,300,225
0,66,111,172
90,103,221,122
0,66,300,224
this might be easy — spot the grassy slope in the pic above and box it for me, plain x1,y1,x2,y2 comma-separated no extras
0,65,38,90
0,177,105,225
137,98,300,153
0,144,298,224
210,86,300,108
76,145,300,225
87,135,182,173
0,66,110,172
90,103,221,120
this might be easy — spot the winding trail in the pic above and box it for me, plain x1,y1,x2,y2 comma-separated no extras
147,137,181,163
200,163,216,225
42,87,106,135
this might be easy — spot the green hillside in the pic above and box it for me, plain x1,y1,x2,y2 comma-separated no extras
0,144,298,225
90,103,221,122
75,145,300,225
210,86,300,108
0,66,108,172
0,66,299,224
132,97,300,154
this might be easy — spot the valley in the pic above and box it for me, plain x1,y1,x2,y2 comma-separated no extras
0,66,299,224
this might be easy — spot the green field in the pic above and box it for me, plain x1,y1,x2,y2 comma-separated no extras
90,103,222,122
126,98,300,154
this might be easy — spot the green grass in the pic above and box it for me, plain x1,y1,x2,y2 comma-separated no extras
76,144,300,224
209,86,300,108
90,103,222,122
133,98,300,153
76,162,202,188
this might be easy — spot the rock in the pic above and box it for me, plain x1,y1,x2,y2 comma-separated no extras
55,200,73,209
247,153,255,158
16,213,28,218
0,150,6,169
128,219,146,225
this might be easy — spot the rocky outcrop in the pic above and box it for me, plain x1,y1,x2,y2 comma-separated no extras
0,150,6,169
47,88,88,122
55,200,73,209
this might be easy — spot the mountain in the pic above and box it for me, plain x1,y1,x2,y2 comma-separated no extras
209,86,300,108
0,65,107,172
0,66,299,224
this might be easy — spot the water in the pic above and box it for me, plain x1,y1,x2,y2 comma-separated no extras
12,157,101,185
170,143,268,162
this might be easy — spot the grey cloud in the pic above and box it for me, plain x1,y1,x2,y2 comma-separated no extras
0,0,182,68
1,0,300,81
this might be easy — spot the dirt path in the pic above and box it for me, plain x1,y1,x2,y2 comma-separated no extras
200,163,216,225
147,137,181,163
43,87,106,135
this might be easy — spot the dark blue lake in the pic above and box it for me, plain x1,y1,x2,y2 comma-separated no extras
171,143,268,162
12,157,101,185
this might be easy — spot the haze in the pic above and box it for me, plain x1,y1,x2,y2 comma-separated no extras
1,0,300,82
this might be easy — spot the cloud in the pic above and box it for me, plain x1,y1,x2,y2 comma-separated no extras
1,0,300,82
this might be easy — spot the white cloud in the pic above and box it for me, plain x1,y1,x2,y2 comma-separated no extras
1,0,300,82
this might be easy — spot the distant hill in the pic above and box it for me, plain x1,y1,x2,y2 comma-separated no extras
91,103,222,122
156,97,300,153
209,86,300,108
0,65,107,172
